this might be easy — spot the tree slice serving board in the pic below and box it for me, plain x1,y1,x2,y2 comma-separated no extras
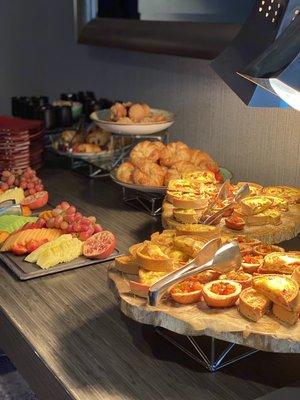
108,267,300,353
162,202,300,244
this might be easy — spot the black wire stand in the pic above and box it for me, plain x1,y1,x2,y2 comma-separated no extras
155,327,259,372
121,187,164,217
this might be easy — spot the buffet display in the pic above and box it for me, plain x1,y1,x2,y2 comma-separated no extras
161,171,300,244
0,167,117,279
108,227,300,352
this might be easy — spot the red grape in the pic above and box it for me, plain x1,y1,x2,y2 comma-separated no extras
47,218,55,228
60,221,69,230
66,206,76,215
60,201,70,210
94,224,103,233
2,170,11,178
1,183,9,191
87,216,96,224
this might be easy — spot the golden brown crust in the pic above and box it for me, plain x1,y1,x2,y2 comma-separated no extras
159,141,190,167
202,280,242,308
132,162,166,187
130,141,164,167
116,162,135,183
238,288,271,321
114,255,139,274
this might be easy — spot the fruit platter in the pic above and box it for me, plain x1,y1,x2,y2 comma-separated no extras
108,228,300,353
0,168,118,280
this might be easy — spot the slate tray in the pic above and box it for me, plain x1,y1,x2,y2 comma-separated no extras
0,249,119,280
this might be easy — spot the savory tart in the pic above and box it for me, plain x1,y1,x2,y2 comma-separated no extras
181,170,217,184
225,215,245,230
173,208,199,224
233,236,261,247
169,278,203,304
114,255,139,274
252,275,299,310
136,242,174,271
238,287,271,322
202,280,242,308
175,224,219,239
236,209,282,226
253,244,284,256
172,193,208,209
292,266,300,285
263,186,300,204
272,303,299,326
196,269,221,284
241,254,264,273
173,235,205,258
240,196,273,216
150,230,176,248
258,251,300,275
129,280,149,298
139,268,169,286
222,270,253,289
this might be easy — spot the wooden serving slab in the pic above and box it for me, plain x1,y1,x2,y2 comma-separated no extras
162,202,300,244
0,249,119,280
108,267,300,354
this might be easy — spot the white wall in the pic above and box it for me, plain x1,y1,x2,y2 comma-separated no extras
1,0,299,186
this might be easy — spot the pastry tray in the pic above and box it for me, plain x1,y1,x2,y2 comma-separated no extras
0,249,119,280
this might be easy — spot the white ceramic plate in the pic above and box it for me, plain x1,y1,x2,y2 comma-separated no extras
110,169,166,194
110,167,233,194
90,108,175,135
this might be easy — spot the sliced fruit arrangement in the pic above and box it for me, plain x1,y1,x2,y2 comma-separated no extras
0,199,116,271
37,201,103,241
0,168,44,196
25,234,83,269
0,168,48,211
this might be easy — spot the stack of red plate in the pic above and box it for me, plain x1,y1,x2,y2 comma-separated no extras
0,117,44,170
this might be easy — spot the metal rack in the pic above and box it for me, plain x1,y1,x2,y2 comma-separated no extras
155,327,259,372
121,187,164,216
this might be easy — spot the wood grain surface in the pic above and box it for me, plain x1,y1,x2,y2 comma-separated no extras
108,268,300,353
0,165,299,400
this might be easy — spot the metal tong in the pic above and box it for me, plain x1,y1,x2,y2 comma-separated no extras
200,179,231,222
0,200,22,216
202,183,251,226
148,238,241,307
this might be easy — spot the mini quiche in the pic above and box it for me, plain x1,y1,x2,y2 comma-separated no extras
252,275,299,310
170,278,203,304
136,241,174,271
173,208,199,224
202,279,242,308
240,196,273,216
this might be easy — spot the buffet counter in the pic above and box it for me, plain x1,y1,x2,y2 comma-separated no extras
0,166,299,400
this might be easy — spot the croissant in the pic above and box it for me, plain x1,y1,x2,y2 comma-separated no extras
189,149,218,171
159,141,190,167
128,103,151,122
133,162,166,187
130,140,165,167
116,162,135,183
111,102,127,121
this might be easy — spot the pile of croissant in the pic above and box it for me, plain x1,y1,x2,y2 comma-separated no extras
116,140,219,187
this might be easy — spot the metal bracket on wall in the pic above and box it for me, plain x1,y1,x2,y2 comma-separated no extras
155,327,259,372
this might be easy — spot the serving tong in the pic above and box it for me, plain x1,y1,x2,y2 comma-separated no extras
148,238,241,307
0,200,22,216
201,183,250,226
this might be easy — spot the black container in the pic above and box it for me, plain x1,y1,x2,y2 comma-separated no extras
42,106,57,129
11,97,20,117
57,105,73,127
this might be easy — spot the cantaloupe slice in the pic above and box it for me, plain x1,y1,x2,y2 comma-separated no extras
1,228,62,252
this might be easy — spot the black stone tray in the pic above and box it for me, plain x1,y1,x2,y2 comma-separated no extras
0,249,119,280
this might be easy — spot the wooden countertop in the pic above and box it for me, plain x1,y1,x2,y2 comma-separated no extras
0,166,299,400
